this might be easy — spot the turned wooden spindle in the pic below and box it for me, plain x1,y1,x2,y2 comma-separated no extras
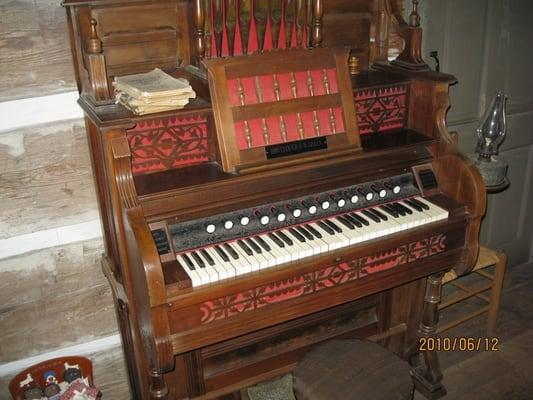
240,0,252,54
273,74,288,142
237,78,253,148
311,0,323,47
322,69,336,134
214,0,224,57
290,72,305,139
86,18,102,54
255,76,271,144
284,0,295,48
193,0,206,60
226,0,237,56
307,70,321,136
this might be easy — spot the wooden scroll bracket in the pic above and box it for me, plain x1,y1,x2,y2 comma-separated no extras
385,0,430,72
110,135,174,399
85,18,112,104
407,272,447,399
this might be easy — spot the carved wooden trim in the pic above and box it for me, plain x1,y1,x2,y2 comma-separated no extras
199,234,447,324
111,136,139,210
386,0,429,71
85,18,111,101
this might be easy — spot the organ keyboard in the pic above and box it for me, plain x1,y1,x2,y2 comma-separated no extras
63,1,486,399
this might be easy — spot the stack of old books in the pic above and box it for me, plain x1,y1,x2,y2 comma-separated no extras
113,68,196,115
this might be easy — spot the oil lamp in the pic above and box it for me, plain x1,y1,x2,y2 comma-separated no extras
472,92,509,188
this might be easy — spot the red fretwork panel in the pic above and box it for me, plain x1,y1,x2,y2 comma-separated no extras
354,85,409,134
126,115,209,174
199,233,446,324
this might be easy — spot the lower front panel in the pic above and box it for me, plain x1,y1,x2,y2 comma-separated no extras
176,293,386,398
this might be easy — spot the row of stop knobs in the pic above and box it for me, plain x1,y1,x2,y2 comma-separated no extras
205,183,401,233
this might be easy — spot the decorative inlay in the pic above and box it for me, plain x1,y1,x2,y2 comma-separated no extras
199,234,446,324
354,85,408,134
126,115,209,174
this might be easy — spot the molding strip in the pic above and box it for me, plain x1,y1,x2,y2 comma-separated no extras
0,91,83,132
0,219,102,260
0,334,121,377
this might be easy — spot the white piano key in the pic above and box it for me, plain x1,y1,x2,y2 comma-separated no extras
185,252,212,285
205,247,232,279
210,247,238,278
177,254,203,287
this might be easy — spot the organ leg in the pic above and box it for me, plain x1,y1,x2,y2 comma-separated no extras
408,272,446,399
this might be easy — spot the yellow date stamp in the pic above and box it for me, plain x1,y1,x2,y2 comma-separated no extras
419,337,499,352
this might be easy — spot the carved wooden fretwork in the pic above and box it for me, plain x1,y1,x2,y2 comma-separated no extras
354,85,408,134
126,115,209,174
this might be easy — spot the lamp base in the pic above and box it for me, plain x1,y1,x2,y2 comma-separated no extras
470,155,509,188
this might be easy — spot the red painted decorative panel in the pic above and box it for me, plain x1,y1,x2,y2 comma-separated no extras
126,115,209,174
199,234,446,324
354,85,408,134
228,68,344,150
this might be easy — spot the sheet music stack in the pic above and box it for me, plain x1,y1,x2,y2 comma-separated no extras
113,68,196,115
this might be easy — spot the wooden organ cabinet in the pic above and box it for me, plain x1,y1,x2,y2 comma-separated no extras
62,1,486,399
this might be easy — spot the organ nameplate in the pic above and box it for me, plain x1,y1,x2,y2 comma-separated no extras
266,137,328,159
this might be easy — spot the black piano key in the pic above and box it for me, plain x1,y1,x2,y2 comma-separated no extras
277,230,294,246
350,213,369,226
223,243,240,260
237,240,253,256
336,216,355,230
390,203,406,216
254,236,271,251
369,208,388,221
380,205,399,218
324,219,343,233
404,199,423,212
191,251,206,268
268,232,285,247
296,226,314,240
344,214,362,228
410,197,430,210
289,228,306,242
214,245,230,262
245,238,262,253
395,202,413,215
362,209,381,223
182,253,196,270
200,249,215,266
317,220,335,235
305,224,322,238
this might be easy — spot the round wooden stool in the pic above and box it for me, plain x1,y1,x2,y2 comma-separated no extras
293,340,414,400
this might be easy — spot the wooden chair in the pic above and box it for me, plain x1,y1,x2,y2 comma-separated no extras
8,356,94,400
438,246,507,336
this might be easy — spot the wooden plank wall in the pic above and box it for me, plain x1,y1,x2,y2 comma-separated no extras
422,0,533,268
0,1,130,398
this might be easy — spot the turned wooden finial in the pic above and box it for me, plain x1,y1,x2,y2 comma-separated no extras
87,18,102,54
349,55,360,75
409,0,421,27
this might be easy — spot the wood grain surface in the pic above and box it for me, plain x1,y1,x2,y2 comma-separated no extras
0,0,77,101
0,238,119,364
0,119,99,239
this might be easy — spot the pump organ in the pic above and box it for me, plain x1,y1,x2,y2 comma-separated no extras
62,1,486,399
